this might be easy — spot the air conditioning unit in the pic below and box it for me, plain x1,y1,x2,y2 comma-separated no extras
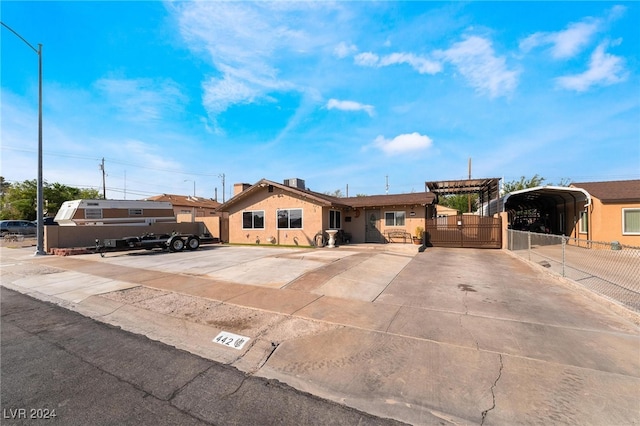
284,178,306,190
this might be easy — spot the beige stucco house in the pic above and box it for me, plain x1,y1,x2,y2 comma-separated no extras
571,180,640,246
217,179,436,246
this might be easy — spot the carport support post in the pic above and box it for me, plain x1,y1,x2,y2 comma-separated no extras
527,232,531,261
561,237,566,277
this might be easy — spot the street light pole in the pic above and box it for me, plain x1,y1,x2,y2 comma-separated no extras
184,179,195,197
1,22,46,255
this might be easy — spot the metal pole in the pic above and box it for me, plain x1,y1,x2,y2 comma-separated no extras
1,22,45,255
36,43,45,255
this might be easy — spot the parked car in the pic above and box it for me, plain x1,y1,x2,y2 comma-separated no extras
32,217,58,226
0,220,37,236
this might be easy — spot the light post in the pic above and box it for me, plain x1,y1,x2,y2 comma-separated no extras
184,179,196,196
1,21,45,255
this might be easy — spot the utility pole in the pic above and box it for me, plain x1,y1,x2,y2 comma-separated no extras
100,158,106,199
385,175,389,195
219,173,226,203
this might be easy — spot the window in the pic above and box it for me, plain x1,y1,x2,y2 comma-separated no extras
277,208,302,229
579,211,588,234
242,211,264,229
85,208,103,220
558,212,566,234
329,210,341,229
623,208,640,235
385,211,406,227
129,209,143,216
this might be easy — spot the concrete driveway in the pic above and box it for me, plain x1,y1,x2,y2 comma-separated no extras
1,244,638,425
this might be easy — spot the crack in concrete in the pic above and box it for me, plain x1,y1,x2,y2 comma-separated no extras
480,353,504,425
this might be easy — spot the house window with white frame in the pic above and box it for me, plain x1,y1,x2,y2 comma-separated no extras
385,211,406,227
579,211,588,234
277,208,302,229
242,210,264,229
622,208,640,235
329,210,341,229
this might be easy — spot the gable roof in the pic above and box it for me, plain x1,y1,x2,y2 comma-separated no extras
146,194,221,209
571,180,640,203
218,179,436,211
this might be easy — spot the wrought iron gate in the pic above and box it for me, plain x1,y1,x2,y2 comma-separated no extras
425,215,502,248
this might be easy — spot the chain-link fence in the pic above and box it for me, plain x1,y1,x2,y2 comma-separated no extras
508,230,640,313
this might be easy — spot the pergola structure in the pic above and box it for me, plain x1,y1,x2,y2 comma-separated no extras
425,178,502,216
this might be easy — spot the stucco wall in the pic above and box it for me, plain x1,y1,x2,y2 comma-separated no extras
227,188,326,246
44,222,204,252
226,187,429,245
582,199,640,246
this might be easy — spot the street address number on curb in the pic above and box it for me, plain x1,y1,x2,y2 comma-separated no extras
213,331,250,350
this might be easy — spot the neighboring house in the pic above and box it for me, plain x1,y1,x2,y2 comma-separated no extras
217,178,436,245
146,194,224,239
571,180,640,246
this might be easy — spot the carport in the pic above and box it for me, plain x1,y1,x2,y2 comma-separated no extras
504,186,591,237
424,178,503,248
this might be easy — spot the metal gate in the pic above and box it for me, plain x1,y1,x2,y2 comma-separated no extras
425,215,502,248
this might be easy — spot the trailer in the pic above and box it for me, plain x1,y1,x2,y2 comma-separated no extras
56,199,176,226
95,233,200,257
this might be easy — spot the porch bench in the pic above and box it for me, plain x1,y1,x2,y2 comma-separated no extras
384,230,412,243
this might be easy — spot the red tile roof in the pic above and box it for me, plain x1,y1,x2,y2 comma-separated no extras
146,194,221,209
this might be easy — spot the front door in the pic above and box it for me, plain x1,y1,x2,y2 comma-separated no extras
365,209,383,243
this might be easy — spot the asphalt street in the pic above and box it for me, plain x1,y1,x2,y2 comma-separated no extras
1,287,403,426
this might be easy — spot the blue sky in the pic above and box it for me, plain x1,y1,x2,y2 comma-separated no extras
1,1,639,201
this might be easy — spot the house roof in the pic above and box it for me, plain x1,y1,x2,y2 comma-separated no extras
571,180,640,203
342,192,436,208
217,179,436,211
146,194,221,209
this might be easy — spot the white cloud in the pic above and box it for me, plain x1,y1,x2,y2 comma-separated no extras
519,6,626,59
172,2,344,121
373,132,433,155
326,99,374,116
437,36,518,98
354,52,380,67
520,20,599,59
334,42,357,58
94,77,186,122
355,51,442,75
556,41,627,91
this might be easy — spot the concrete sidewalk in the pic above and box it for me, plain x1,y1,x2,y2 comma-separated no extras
1,244,639,425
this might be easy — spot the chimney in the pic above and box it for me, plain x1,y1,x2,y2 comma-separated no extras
233,183,251,196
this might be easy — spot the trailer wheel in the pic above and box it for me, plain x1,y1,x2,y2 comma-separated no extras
169,236,185,252
186,236,200,250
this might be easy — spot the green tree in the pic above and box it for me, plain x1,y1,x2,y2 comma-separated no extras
439,193,478,214
502,174,546,194
324,189,344,197
0,179,99,220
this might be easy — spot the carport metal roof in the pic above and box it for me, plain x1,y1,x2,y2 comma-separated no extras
503,186,591,212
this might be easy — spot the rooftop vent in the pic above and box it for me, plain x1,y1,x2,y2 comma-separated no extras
284,178,306,190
